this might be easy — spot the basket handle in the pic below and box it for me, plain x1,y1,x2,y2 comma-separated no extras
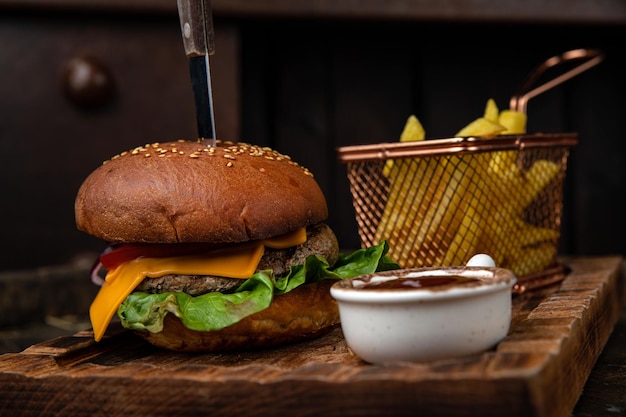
509,48,604,113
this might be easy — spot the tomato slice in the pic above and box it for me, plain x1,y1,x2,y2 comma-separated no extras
99,242,221,271
98,228,307,271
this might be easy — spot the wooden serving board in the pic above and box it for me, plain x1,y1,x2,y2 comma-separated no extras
0,256,623,417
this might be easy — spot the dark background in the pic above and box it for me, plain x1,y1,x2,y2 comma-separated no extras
1,1,625,270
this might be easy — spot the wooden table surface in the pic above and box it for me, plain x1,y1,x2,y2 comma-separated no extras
571,293,626,416
0,256,624,417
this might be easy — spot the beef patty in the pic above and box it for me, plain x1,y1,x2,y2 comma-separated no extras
134,223,339,296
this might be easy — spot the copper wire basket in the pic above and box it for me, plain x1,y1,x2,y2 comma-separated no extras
337,49,604,293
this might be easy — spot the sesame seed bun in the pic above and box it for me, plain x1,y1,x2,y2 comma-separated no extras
74,139,328,244
75,139,341,352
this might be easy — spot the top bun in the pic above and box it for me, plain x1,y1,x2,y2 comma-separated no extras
75,140,328,244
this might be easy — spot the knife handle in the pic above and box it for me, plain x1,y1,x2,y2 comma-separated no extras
177,0,215,57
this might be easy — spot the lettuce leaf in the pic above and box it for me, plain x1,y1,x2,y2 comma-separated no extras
118,241,398,333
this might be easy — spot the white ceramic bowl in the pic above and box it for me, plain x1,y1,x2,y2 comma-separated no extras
330,266,517,364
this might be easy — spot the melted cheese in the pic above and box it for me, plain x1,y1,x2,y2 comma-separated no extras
89,227,307,341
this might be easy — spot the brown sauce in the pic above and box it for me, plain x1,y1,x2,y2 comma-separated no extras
362,275,480,290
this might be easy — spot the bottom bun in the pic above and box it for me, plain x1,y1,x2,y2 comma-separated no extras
135,280,340,352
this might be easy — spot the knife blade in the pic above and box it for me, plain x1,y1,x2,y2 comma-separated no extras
177,0,216,145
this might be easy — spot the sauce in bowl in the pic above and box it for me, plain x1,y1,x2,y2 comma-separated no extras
361,275,479,290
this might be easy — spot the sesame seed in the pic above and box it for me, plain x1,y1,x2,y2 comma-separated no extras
226,161,233,167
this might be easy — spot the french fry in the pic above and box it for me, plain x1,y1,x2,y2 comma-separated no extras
377,155,448,266
400,115,426,142
383,115,425,177
515,219,559,247
502,160,561,209
489,107,527,174
416,155,476,263
440,182,487,266
509,242,557,277
499,110,527,134
377,115,433,265
456,118,505,138
483,98,500,123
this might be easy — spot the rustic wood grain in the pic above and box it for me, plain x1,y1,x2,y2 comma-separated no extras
0,256,622,417
572,305,626,416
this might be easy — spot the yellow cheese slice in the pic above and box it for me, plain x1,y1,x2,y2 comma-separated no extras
263,227,307,249
89,228,307,341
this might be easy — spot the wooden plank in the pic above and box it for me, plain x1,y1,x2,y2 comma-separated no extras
572,305,626,416
0,256,622,417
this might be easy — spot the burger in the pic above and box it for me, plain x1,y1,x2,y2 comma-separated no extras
75,139,397,352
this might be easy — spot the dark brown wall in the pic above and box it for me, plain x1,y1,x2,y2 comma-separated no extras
0,8,239,270
1,4,625,270
0,11,195,269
